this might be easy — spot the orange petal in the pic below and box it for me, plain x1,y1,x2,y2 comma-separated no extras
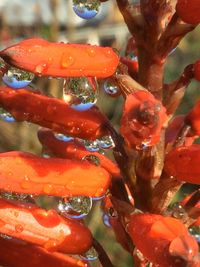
0,236,89,267
0,38,119,78
0,198,92,254
0,151,111,197
38,128,120,177
164,145,200,185
0,87,109,140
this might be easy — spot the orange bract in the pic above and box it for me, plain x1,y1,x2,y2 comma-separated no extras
0,151,111,197
0,38,119,78
0,87,109,140
164,145,200,185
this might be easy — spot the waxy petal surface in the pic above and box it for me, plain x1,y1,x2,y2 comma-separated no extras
0,199,92,254
0,236,89,267
0,87,109,140
0,151,111,197
164,145,200,185
38,128,120,177
0,38,119,78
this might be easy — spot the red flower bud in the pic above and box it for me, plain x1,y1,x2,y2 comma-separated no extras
127,213,199,267
0,151,111,197
120,91,167,149
164,145,200,184
0,38,119,78
176,0,200,25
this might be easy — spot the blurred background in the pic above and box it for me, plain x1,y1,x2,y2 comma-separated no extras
0,1,199,266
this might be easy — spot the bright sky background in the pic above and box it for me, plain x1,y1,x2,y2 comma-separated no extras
0,0,109,26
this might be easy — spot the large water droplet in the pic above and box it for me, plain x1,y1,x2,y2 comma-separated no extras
73,0,101,20
63,77,98,111
54,133,73,142
0,108,15,122
57,196,93,219
82,139,99,152
82,154,100,166
97,136,115,150
103,80,120,97
2,67,34,89
80,247,98,261
189,226,200,243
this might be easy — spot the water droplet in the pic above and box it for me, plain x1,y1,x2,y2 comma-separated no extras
0,108,15,122
127,52,138,61
170,202,186,219
54,133,73,142
103,80,120,97
61,53,74,68
2,67,34,89
82,154,100,166
35,63,48,75
57,196,93,219
82,139,99,152
97,136,115,150
80,247,98,261
189,226,200,243
103,213,111,227
63,77,98,111
73,0,101,20
15,224,24,233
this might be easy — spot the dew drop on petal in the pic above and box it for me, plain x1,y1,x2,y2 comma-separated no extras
2,67,34,89
72,0,101,20
0,108,15,122
97,135,115,150
80,247,98,261
0,58,8,75
0,191,32,203
82,139,99,152
54,133,73,142
82,154,100,166
103,80,120,97
35,63,48,75
57,196,93,219
63,77,98,111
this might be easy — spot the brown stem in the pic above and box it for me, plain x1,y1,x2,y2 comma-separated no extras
93,239,115,267
151,173,182,214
